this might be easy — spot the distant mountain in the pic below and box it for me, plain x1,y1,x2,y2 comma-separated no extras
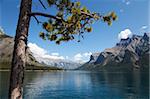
34,57,82,70
0,30,61,70
78,33,149,71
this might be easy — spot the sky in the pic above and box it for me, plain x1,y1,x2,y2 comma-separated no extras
0,0,149,62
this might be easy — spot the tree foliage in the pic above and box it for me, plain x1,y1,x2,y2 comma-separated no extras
31,0,117,44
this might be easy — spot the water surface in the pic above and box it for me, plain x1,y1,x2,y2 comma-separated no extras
0,70,149,99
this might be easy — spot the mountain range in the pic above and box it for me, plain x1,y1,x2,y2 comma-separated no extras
0,30,61,70
34,57,81,69
1,28,149,71
78,33,149,71
0,29,81,70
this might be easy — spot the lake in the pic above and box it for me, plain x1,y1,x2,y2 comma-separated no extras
0,70,149,99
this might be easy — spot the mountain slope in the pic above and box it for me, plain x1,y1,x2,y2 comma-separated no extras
0,31,61,70
35,57,81,69
78,33,149,71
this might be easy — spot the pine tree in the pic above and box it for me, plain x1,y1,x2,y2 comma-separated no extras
9,0,117,98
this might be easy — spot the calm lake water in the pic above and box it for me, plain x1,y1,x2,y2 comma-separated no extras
0,70,149,99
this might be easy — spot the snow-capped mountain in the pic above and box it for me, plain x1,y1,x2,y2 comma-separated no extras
34,57,82,69
28,43,82,69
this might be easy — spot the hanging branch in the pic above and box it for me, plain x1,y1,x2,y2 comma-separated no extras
38,0,46,9
33,15,41,24
29,12,66,22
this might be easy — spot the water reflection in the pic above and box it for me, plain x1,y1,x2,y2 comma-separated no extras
0,70,149,99
89,71,149,99
0,71,10,99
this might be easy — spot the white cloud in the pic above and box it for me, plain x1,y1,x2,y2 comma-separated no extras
65,56,69,60
28,43,64,60
74,53,83,62
118,29,132,40
74,52,92,63
141,25,148,29
51,53,59,56
139,25,148,33
28,43,47,56
83,52,92,57
28,43,92,63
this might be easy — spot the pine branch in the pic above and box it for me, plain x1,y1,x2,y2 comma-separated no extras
29,12,66,22
38,0,46,9
33,15,41,24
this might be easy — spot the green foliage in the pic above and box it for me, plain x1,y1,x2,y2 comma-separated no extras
39,32,45,39
39,0,117,44
103,11,117,26
86,27,92,32
47,0,55,6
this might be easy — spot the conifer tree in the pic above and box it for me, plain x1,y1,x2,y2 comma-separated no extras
9,0,117,98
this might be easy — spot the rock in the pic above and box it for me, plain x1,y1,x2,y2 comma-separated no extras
78,33,150,71
36,58,82,69
0,33,60,70
87,53,100,64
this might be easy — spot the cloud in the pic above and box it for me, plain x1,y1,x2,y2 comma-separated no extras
51,53,59,56
28,43,46,56
74,52,92,63
0,26,5,34
65,56,69,60
28,43,92,63
74,53,83,62
141,25,148,29
140,25,148,33
118,29,132,40
120,0,130,14
83,52,92,57
28,43,64,60
122,0,130,5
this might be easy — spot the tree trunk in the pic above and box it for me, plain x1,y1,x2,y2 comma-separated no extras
9,0,32,99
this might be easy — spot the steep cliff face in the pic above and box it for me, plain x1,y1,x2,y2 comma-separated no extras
79,33,149,71
87,53,100,64
0,31,60,70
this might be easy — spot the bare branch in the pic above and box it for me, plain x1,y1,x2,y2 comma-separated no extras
39,0,46,9
81,12,93,18
81,11,101,18
33,15,41,24
29,12,66,22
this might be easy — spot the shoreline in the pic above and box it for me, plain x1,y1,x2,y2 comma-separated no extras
0,69,64,72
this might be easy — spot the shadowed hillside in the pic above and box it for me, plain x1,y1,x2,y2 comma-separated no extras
0,30,61,70
78,33,149,71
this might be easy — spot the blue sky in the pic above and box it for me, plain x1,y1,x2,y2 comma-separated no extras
0,0,149,62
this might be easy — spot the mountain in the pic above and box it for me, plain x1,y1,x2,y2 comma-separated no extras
78,33,149,71
0,30,61,70
33,57,82,70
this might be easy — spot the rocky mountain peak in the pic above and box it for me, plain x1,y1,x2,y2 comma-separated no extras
88,53,100,64
79,33,150,71
0,28,5,35
116,37,131,47
142,33,149,41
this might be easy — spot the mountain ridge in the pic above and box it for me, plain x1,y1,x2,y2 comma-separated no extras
78,33,149,71
0,31,61,70
35,56,82,69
